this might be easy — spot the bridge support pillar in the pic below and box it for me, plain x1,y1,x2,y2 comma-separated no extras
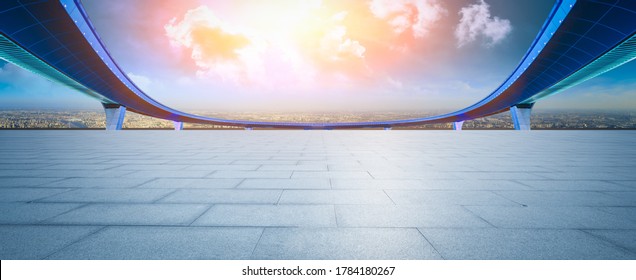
173,121,183,131
103,104,126,130
510,104,534,130
452,121,464,130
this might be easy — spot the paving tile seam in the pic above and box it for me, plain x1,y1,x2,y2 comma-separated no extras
599,191,636,198
232,178,248,189
129,178,162,189
489,191,527,206
415,228,445,260
41,226,108,260
274,191,284,205
36,203,91,225
249,228,267,259
28,188,81,203
31,177,69,186
187,204,216,226
459,205,498,229
578,229,636,255
151,189,182,203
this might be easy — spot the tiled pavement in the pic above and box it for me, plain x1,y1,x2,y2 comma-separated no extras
0,130,635,260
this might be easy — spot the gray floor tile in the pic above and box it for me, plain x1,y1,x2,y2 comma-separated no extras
123,170,213,178
238,179,331,189
48,226,263,259
159,189,281,204
252,228,441,259
0,177,63,188
419,228,635,259
41,189,175,203
367,171,460,180
330,179,528,190
32,169,134,178
336,205,491,228
597,207,636,222
209,171,292,179
259,164,328,171
584,230,636,254
279,190,392,204
0,163,53,170
327,164,366,171
137,178,242,189
466,206,636,229
610,181,636,189
41,177,152,188
603,191,636,201
0,203,83,224
495,191,632,207
291,171,373,179
109,164,191,171
185,164,260,171
540,172,635,181
233,160,297,165
0,225,101,259
193,205,336,227
330,179,430,189
0,188,71,202
48,204,209,226
451,172,550,180
516,180,634,191
385,190,518,206
40,164,119,170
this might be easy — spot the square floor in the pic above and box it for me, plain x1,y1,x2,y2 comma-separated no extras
0,130,635,259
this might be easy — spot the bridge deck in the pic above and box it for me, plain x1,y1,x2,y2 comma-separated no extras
0,130,635,259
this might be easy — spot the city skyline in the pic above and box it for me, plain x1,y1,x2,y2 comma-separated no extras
1,0,635,114
2,109,635,129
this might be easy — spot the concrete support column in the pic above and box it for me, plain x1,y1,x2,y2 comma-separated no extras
510,103,534,130
173,121,183,131
103,104,126,131
452,121,464,130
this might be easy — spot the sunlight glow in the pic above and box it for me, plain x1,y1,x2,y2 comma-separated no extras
164,0,445,90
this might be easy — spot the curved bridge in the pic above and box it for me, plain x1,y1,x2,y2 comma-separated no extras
1,0,635,130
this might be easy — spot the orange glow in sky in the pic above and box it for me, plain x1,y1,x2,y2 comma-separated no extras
164,0,446,90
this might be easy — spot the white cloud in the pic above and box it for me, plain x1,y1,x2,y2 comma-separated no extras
455,0,512,48
165,6,264,84
320,26,366,61
165,5,367,88
369,0,446,38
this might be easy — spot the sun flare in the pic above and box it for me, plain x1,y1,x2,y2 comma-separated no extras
164,0,447,89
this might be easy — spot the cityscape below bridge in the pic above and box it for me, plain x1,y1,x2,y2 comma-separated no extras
0,0,635,130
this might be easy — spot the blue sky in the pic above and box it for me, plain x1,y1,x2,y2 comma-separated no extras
0,0,634,112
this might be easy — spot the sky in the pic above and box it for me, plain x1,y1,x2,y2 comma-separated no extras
1,0,635,113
